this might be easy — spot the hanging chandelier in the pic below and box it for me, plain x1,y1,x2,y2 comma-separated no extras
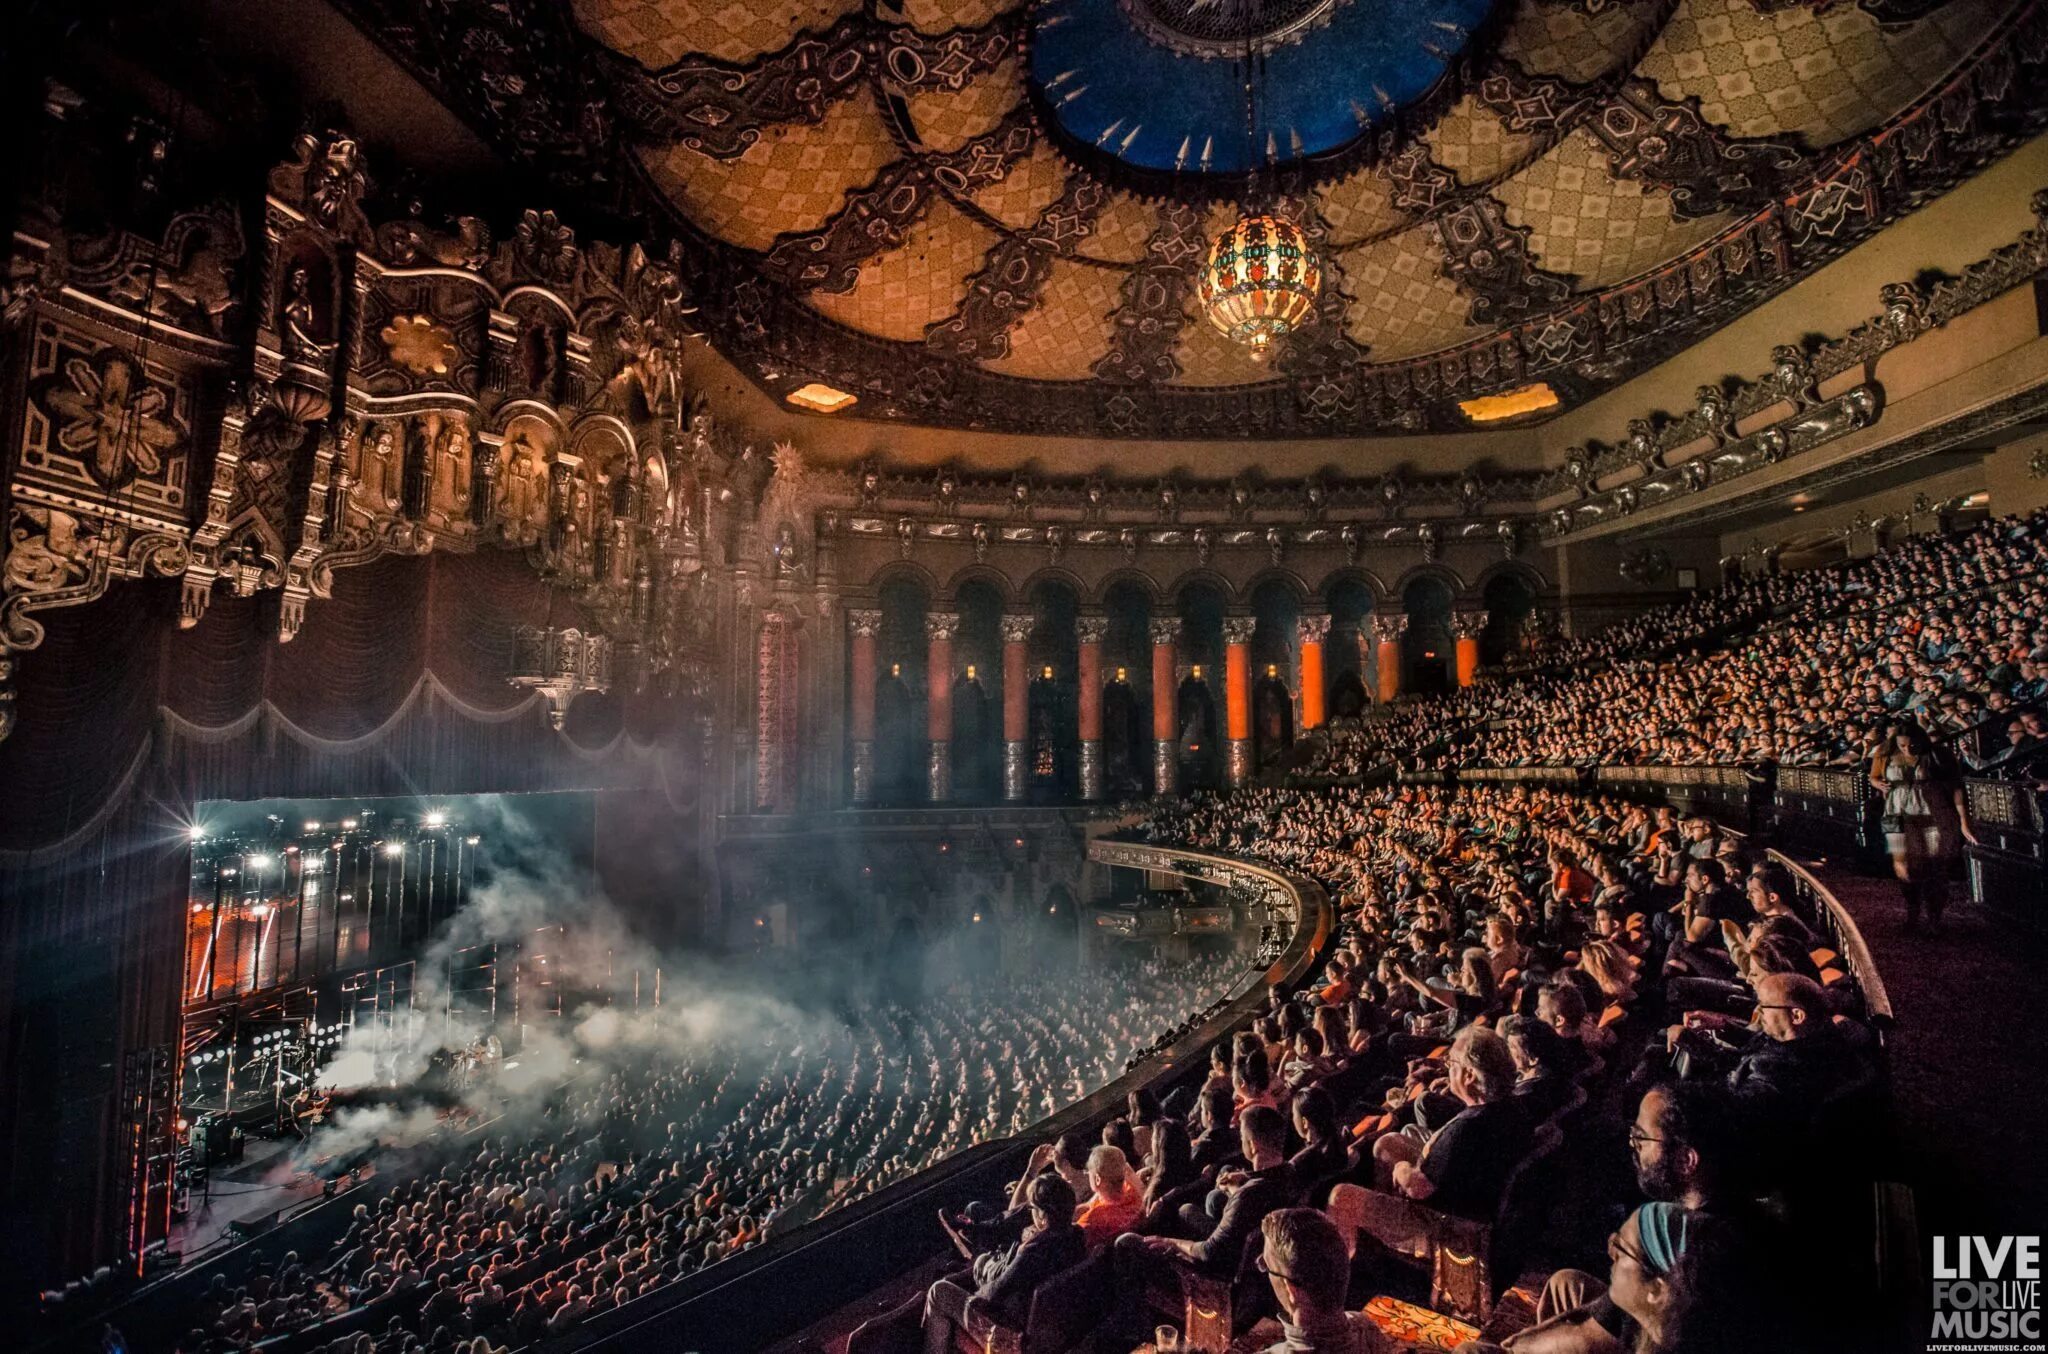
1199,15,1321,353
1198,213,1320,351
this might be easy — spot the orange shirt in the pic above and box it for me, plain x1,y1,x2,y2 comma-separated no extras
1076,1180,1143,1246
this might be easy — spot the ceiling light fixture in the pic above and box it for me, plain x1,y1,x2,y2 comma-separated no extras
1458,382,1561,423
786,382,858,414
1200,22,1320,353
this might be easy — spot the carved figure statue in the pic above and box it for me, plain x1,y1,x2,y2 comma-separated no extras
282,265,328,357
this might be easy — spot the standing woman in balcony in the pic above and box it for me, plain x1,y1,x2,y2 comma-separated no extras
1870,721,1975,934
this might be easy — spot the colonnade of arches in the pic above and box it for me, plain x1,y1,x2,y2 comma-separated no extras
839,565,1543,806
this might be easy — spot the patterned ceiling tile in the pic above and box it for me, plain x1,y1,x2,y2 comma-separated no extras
1424,91,1547,187
898,0,1016,32
1317,163,1407,245
1168,305,1283,387
805,198,999,341
1339,228,1489,362
638,93,900,251
1079,191,1163,265
1493,127,1731,289
571,0,863,69
902,56,1024,152
1634,0,2007,145
968,138,1072,228
982,256,1122,380
1500,1,1668,84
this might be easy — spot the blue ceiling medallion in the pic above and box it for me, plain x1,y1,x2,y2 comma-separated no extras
1027,0,1501,192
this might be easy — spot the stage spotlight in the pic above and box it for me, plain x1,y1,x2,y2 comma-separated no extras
248,854,273,869
250,903,272,919
465,835,480,845
187,825,206,842
424,810,447,828
303,820,321,831
382,842,404,859
342,818,359,830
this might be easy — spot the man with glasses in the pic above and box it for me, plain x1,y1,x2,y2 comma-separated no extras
1252,1208,1375,1353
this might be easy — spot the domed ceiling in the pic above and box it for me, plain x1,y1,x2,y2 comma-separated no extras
347,0,2045,441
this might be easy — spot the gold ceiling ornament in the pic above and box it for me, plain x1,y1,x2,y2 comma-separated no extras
380,313,458,376
1198,212,1321,351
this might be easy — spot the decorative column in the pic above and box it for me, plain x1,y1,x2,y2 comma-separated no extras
1373,615,1408,705
1000,614,1033,801
848,608,882,806
1075,615,1108,801
1297,612,1330,732
925,611,959,802
1150,616,1181,797
1222,616,1255,787
1453,610,1489,689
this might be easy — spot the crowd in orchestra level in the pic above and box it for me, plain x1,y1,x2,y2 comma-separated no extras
110,510,2048,1353
142,954,1245,1354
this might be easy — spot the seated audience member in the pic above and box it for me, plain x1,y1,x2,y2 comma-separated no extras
923,1172,1085,1350
1537,980,1610,1062
1328,1027,1530,1262
1675,974,1862,1138
1463,1200,1791,1354
1289,1087,1349,1191
1124,1104,1296,1277
1141,1118,1201,1219
1236,1048,1283,1116
1501,1016,1576,1122
1283,1027,1339,1090
1075,1145,1143,1246
1191,1083,1241,1173
1255,1208,1379,1354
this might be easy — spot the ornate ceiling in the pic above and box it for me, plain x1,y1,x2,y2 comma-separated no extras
341,0,2048,440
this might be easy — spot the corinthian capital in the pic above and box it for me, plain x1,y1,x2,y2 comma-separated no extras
848,608,883,639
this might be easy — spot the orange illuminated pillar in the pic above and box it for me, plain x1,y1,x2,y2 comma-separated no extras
925,612,958,801
1149,616,1180,796
1373,614,1406,705
1453,609,1487,689
1297,613,1329,731
1000,614,1031,801
1076,615,1107,800
848,608,881,805
1223,616,1255,787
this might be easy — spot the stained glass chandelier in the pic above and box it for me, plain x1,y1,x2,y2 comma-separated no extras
1199,13,1320,353
1198,213,1320,350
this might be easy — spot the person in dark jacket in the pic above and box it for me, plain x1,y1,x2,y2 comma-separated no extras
1129,1104,1297,1276
922,1172,1085,1349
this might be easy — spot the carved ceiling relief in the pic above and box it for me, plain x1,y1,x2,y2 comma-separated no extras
1428,197,1576,327
1588,80,1806,220
758,110,1039,295
332,0,2048,440
924,174,1110,361
1091,201,1208,384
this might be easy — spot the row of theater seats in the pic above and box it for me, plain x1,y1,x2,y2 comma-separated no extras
856,780,1892,1353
